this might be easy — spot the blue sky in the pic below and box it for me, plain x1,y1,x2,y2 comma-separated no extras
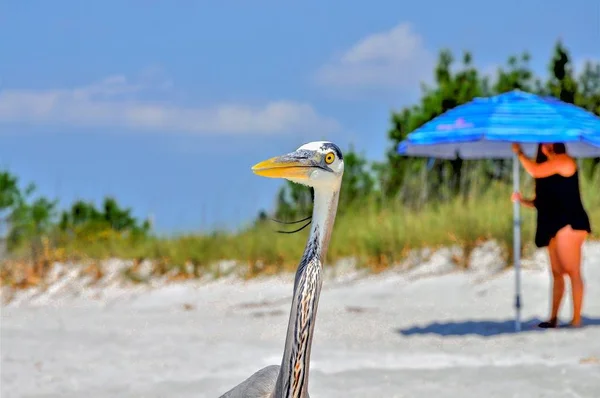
1,1,598,235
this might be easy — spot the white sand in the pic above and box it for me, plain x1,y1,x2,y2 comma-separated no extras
2,242,600,398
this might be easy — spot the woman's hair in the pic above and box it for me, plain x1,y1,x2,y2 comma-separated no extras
535,144,547,164
536,143,567,163
534,142,568,194
552,143,567,154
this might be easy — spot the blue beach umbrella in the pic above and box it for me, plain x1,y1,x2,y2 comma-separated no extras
397,89,600,332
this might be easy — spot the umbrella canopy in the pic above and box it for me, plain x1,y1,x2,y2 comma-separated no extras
397,89,600,159
395,89,600,332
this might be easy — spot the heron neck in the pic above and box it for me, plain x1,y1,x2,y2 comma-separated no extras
274,185,340,398
309,185,339,259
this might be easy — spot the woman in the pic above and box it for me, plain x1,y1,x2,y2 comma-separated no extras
511,142,592,328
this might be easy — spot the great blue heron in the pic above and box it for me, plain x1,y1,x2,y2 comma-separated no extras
219,141,345,398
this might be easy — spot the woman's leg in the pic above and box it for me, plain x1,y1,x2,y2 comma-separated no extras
555,225,588,327
547,238,564,325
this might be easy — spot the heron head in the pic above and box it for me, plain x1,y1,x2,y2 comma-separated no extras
251,141,344,188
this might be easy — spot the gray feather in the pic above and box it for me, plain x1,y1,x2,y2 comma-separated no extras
218,365,279,398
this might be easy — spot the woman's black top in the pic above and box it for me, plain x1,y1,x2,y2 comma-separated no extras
533,170,592,248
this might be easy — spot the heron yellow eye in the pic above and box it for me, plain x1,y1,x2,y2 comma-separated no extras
324,152,335,164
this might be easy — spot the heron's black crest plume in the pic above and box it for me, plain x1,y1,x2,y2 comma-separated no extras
272,187,314,234
272,215,312,234
275,219,312,234
270,215,312,225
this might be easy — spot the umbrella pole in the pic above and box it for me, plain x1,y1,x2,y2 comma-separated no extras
512,153,522,332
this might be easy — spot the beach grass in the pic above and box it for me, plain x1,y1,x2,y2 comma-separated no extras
2,173,598,284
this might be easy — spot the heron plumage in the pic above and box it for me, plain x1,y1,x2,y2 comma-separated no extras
218,141,344,398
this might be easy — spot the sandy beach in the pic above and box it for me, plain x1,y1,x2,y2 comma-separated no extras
2,241,600,398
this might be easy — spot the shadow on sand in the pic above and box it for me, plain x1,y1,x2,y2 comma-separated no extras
396,316,600,337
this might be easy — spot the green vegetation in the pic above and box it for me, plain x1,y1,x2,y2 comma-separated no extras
1,41,599,285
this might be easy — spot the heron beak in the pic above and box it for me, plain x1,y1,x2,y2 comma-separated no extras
251,152,315,179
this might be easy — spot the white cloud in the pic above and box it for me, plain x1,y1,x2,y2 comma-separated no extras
314,22,434,92
0,73,340,135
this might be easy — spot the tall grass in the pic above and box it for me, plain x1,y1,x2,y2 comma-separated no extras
3,173,599,283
